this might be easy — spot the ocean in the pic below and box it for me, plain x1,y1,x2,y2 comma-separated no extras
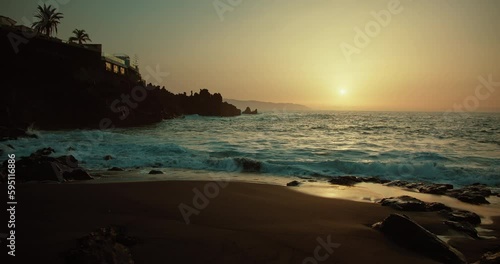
3,111,499,186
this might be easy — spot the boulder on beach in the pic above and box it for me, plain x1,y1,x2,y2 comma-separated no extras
328,176,389,186
65,226,137,264
104,155,113,161
444,220,478,239
372,213,467,264
148,170,164,175
379,195,451,212
379,196,429,211
286,180,300,187
439,209,481,225
1,147,92,183
446,184,491,205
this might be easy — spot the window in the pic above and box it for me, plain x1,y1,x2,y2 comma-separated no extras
120,67,125,75
105,62,112,71
113,65,119,73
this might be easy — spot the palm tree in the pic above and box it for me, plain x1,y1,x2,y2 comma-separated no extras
31,4,64,37
69,29,91,45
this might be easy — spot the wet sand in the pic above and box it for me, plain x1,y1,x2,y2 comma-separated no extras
11,180,500,263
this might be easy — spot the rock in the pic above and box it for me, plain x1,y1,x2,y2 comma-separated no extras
426,202,452,212
108,167,124,172
328,176,389,186
65,226,136,264
63,169,93,181
104,155,113,161
67,146,76,151
380,196,428,211
148,170,164,175
242,107,258,114
418,184,454,195
33,147,55,156
379,196,452,212
474,251,500,264
6,144,14,149
446,185,491,205
234,158,261,172
384,180,413,188
329,176,363,186
372,214,467,264
1,148,91,183
444,220,478,238
286,180,300,187
439,209,481,225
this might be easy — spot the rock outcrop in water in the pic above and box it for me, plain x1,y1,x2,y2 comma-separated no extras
242,107,258,115
234,158,261,173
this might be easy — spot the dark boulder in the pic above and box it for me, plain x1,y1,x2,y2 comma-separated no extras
286,180,300,187
439,209,481,225
444,220,478,239
63,169,93,181
148,170,164,175
104,155,113,161
1,148,92,183
446,185,492,205
328,176,389,186
329,176,363,186
65,226,136,264
418,183,454,195
372,214,467,264
234,158,261,173
379,196,428,211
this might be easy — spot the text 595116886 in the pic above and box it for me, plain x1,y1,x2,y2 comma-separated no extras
6,153,16,257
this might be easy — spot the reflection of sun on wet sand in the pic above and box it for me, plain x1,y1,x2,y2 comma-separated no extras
15,178,500,263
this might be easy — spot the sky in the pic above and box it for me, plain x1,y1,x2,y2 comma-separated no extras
2,0,499,111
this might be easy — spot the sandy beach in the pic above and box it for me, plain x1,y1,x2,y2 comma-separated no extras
10,179,500,263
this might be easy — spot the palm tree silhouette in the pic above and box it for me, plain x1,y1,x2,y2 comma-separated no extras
69,29,92,45
31,4,64,37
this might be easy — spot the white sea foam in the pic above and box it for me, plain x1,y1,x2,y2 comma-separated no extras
2,112,499,186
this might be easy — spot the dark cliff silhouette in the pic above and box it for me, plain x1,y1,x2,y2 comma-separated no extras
0,26,240,130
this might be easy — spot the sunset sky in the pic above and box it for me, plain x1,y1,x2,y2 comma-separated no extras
2,0,499,111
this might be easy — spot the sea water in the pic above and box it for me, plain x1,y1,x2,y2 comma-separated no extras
2,111,499,186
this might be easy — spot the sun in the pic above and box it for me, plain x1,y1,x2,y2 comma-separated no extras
339,88,347,95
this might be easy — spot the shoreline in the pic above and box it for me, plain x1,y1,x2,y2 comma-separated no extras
9,178,500,263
